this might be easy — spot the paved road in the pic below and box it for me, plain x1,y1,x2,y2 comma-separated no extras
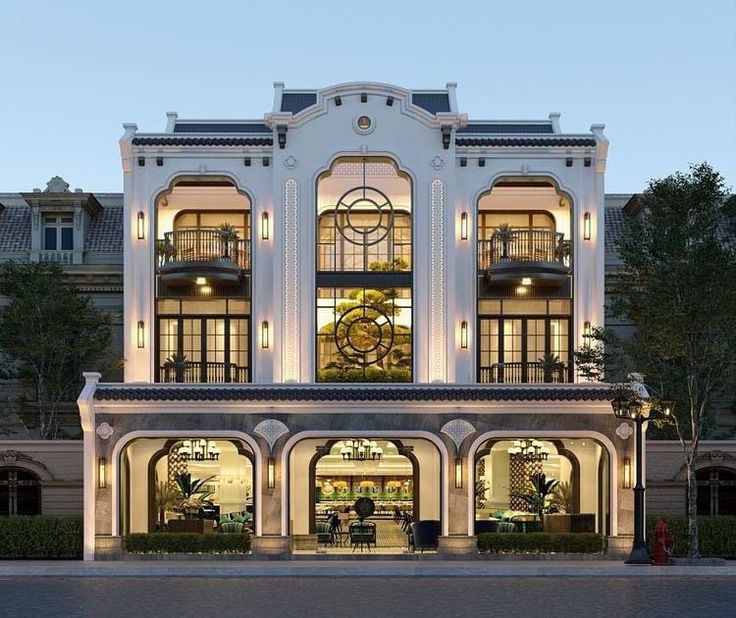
0,576,734,617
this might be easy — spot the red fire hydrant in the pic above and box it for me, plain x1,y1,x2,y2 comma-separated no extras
652,520,675,566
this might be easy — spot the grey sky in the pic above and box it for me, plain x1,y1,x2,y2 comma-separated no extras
0,0,734,193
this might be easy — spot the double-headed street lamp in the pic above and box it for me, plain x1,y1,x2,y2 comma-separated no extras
611,396,674,564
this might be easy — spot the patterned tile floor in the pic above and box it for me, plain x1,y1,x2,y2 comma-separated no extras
322,519,413,553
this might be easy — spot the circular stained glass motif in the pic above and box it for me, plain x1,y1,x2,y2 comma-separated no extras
334,185,394,246
357,115,372,130
354,497,376,520
334,304,394,366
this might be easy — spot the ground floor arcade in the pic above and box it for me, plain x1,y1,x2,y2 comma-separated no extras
78,375,632,559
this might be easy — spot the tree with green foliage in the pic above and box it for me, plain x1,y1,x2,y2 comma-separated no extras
0,261,118,439
575,163,736,558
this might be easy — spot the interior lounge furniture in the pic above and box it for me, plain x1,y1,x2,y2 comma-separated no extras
316,521,334,546
349,521,376,552
408,520,441,553
218,521,244,534
474,519,500,535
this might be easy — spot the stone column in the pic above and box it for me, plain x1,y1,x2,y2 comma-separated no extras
250,440,291,558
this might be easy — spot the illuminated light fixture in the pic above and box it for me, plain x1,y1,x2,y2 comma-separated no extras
137,212,145,240
583,212,591,241
623,457,632,489
137,321,145,349
267,457,275,489
516,285,528,295
261,320,270,349
521,277,532,286
583,321,592,340
507,439,550,462
340,439,383,462
200,285,212,295
261,212,270,240
98,457,107,489
195,277,207,286
460,212,469,240
455,457,463,489
460,320,468,349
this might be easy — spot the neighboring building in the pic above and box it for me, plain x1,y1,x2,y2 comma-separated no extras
0,176,125,415
74,80,633,560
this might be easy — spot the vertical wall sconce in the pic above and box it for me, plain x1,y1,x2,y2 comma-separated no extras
460,212,469,240
267,457,276,489
460,320,469,349
583,321,592,341
261,212,270,240
455,457,463,489
583,212,591,241
137,212,145,240
623,457,632,489
261,321,270,349
98,457,107,489
137,321,145,349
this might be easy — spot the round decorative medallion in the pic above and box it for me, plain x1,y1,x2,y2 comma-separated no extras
334,185,394,246
353,114,375,135
335,305,394,365
353,497,376,521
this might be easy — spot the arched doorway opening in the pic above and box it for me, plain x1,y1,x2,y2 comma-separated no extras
288,436,442,552
474,437,610,534
119,437,255,534
0,468,41,516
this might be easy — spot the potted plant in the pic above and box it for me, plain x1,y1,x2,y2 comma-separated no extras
218,223,239,258
556,238,572,265
492,223,516,259
163,352,187,383
544,481,575,533
538,352,563,383
511,472,559,530
155,238,176,266
174,472,215,519
154,480,181,530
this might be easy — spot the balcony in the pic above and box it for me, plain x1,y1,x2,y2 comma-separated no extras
158,361,249,383
478,230,570,287
157,228,250,286
479,361,571,384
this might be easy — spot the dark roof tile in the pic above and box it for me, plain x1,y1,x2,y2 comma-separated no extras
280,92,317,114
93,384,612,403
456,137,596,147
173,123,271,134
411,93,451,114
132,137,272,146
457,123,554,134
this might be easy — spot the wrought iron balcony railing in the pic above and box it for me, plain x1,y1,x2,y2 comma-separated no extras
158,361,249,384
158,228,250,271
478,230,568,271
479,361,570,384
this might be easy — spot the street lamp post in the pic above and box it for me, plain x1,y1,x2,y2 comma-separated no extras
611,396,673,565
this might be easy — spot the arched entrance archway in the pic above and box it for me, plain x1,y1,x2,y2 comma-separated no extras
0,468,41,516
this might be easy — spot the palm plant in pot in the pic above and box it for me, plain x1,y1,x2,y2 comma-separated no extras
163,352,187,383
492,223,516,260
511,472,559,529
538,352,563,383
174,472,216,520
218,223,239,258
155,481,181,530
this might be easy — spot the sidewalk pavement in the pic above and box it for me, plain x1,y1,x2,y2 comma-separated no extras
1,560,734,577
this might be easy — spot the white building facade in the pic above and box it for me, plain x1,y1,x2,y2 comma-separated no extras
78,82,631,560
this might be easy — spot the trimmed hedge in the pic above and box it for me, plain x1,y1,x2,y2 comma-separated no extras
125,532,251,554
477,532,606,554
0,516,82,559
647,515,736,558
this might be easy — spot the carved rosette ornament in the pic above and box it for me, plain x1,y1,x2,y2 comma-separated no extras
615,422,634,441
96,422,114,440
253,419,290,454
440,419,476,454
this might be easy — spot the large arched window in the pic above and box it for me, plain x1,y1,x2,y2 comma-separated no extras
696,467,736,516
316,157,413,382
0,468,42,516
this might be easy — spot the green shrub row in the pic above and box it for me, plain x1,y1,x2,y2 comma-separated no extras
125,532,251,554
477,532,606,554
0,516,82,559
647,515,736,558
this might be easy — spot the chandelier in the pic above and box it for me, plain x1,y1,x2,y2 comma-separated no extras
507,439,550,462
340,439,383,462
176,439,221,462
